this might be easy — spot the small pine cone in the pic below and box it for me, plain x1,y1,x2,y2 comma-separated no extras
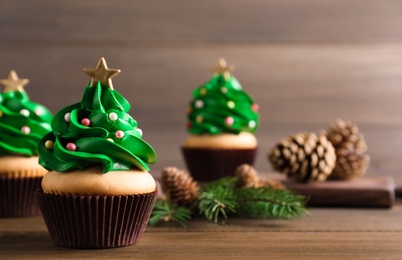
234,164,260,188
331,145,370,180
268,132,336,183
325,119,370,179
325,119,367,154
234,164,284,189
160,167,200,206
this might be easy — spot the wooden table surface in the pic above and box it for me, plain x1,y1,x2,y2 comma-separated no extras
1,202,401,259
1,0,402,258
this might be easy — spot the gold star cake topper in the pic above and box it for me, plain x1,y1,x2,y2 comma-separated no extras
83,57,121,90
211,58,235,80
0,70,30,92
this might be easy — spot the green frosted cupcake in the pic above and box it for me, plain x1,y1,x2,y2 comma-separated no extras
182,58,259,182
36,58,157,249
0,70,52,217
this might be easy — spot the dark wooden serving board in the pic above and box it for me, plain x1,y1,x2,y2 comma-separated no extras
281,176,396,208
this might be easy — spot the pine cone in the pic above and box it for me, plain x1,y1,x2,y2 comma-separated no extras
234,164,260,188
234,164,284,189
325,119,370,179
160,167,200,206
268,132,336,183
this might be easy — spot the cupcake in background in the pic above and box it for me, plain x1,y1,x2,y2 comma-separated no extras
36,57,157,249
0,70,53,217
182,58,259,182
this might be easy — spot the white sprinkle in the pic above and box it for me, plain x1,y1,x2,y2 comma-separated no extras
108,112,118,121
64,112,71,122
20,109,30,117
195,100,204,108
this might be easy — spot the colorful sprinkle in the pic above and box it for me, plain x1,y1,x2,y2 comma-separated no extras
115,130,125,139
136,128,143,136
196,116,203,123
20,109,30,117
249,120,256,128
186,106,192,114
186,122,192,129
45,140,54,149
227,101,235,109
21,126,30,134
251,104,259,112
221,87,228,93
200,88,207,96
81,118,90,126
108,112,118,121
107,138,114,143
66,143,76,151
0,110,3,117
64,112,71,122
195,100,204,108
225,116,234,126
34,109,42,116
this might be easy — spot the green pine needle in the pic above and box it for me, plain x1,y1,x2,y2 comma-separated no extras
151,176,308,226
197,177,238,222
149,199,192,227
235,187,308,219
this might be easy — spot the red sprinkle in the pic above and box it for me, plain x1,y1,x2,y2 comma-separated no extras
251,104,259,112
81,118,90,126
66,143,77,151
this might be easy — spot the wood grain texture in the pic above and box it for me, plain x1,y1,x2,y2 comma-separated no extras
1,231,401,259
1,0,402,43
1,1,402,258
1,206,402,259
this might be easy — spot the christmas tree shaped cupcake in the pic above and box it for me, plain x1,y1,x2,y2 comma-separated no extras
36,58,157,249
182,58,259,181
0,70,52,217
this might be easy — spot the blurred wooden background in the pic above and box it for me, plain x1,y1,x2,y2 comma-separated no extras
1,0,402,184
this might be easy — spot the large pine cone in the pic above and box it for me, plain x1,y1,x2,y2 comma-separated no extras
325,119,370,179
268,132,336,182
160,167,200,206
234,164,283,189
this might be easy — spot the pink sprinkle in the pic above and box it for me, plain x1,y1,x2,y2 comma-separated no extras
225,116,234,126
115,130,125,139
66,143,77,151
21,126,31,134
81,118,90,126
251,104,259,112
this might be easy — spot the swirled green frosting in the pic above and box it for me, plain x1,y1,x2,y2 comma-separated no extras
0,90,52,156
38,82,156,173
187,73,259,135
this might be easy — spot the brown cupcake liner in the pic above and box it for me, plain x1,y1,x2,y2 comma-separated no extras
0,177,43,217
181,147,257,182
36,189,158,249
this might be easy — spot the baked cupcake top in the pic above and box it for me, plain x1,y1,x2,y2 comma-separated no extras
0,71,52,157
186,58,259,135
38,58,157,173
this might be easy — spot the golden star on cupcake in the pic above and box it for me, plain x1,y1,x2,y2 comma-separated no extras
83,57,121,90
211,58,235,80
0,70,30,93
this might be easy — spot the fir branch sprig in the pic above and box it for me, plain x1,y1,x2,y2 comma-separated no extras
198,178,238,222
149,170,309,227
149,199,192,227
235,187,308,219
